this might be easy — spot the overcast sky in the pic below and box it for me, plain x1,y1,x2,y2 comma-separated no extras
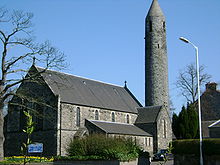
1,0,220,114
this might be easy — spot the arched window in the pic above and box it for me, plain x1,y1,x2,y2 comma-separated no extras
95,110,99,120
35,103,43,131
162,119,166,138
112,112,115,122
126,114,130,124
76,107,80,127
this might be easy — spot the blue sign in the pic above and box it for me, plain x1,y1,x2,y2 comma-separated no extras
28,143,43,153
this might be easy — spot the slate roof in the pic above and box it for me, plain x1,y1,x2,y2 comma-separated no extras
147,0,164,17
135,106,162,124
87,120,152,136
35,66,141,113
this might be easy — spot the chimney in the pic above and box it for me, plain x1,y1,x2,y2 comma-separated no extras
206,82,217,91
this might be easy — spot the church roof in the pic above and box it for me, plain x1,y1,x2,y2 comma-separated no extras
34,66,141,114
86,120,152,136
135,106,162,123
147,0,164,18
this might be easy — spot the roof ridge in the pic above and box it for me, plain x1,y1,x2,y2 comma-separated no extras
138,105,163,109
89,119,133,126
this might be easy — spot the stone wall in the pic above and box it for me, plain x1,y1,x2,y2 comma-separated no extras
156,107,172,151
60,103,137,130
174,154,220,165
107,134,153,154
209,127,220,138
24,157,150,165
135,107,172,153
134,123,157,153
58,102,138,155
4,130,57,156
4,72,59,156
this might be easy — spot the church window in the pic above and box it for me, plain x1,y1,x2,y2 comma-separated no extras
112,112,115,122
95,110,99,120
162,119,166,138
19,105,26,131
126,114,130,124
76,107,81,127
149,21,153,32
34,104,43,131
145,138,151,146
158,44,160,48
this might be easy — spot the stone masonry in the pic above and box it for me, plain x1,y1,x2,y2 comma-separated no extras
145,0,169,110
57,102,138,155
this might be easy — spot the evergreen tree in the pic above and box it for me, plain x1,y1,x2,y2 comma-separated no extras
187,103,199,139
172,104,198,139
172,113,179,138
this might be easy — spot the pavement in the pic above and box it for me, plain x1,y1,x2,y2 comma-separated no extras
151,160,174,165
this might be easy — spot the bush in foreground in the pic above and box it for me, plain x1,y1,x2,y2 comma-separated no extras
172,139,220,155
63,134,142,161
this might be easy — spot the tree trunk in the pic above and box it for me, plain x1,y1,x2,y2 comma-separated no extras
0,106,4,160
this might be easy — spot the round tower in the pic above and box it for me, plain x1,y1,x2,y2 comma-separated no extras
145,0,169,109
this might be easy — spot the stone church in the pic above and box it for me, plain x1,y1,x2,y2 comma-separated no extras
4,0,172,156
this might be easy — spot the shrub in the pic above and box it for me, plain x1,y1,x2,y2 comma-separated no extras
172,139,220,155
65,134,142,161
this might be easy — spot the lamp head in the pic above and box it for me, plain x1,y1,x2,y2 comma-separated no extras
179,37,189,43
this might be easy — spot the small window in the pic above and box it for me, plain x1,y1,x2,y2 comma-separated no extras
149,138,151,146
163,22,166,31
76,107,81,127
95,110,99,120
126,114,130,124
158,44,160,48
112,112,115,122
149,21,152,32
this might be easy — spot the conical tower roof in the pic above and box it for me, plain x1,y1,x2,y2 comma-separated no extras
147,0,164,17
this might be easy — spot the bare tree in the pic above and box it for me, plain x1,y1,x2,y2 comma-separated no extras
0,8,65,158
176,63,211,104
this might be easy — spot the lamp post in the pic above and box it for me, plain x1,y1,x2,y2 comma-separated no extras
179,37,203,165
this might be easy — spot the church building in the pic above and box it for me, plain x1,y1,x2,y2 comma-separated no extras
4,0,172,156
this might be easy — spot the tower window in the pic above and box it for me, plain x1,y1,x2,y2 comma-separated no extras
149,21,152,32
163,22,166,31
112,112,115,122
95,110,99,120
158,44,160,48
76,107,81,127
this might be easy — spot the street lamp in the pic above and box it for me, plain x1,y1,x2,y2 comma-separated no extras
179,37,203,165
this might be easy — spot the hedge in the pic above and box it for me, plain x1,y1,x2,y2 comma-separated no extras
63,134,144,161
172,139,220,155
